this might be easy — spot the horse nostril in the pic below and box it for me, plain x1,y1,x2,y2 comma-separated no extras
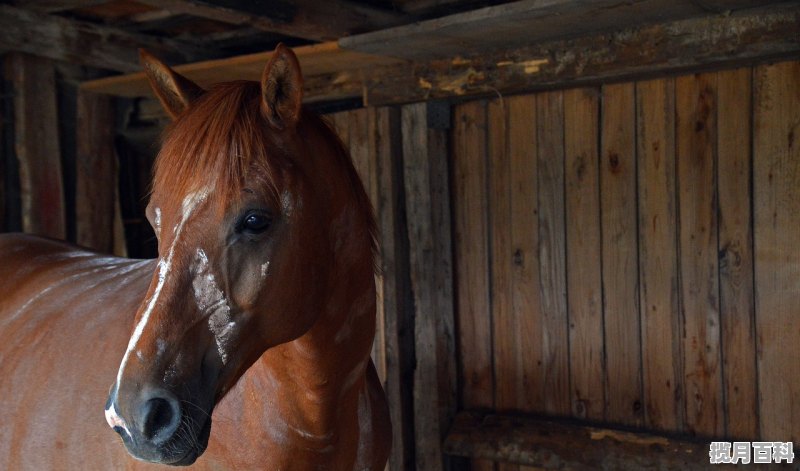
139,393,181,444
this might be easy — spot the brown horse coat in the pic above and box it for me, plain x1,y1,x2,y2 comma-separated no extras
0,44,390,470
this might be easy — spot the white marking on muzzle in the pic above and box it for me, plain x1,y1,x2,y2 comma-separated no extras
111,189,210,425
193,248,235,364
105,403,130,437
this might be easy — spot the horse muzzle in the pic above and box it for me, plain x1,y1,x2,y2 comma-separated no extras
105,387,212,466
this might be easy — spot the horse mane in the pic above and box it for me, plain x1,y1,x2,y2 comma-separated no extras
152,80,378,264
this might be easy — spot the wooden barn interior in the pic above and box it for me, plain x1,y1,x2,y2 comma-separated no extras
0,0,798,469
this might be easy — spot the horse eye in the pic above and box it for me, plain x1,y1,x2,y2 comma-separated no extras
240,212,271,233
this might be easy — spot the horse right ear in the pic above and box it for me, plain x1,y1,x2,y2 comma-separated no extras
139,49,204,120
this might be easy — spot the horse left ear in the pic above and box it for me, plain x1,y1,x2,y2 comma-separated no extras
261,43,304,130
140,49,205,120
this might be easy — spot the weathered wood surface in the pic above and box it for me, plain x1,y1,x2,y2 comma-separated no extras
363,4,800,105
450,62,800,461
11,0,111,13
340,0,783,60
676,72,724,437
635,77,683,433
401,102,457,471
716,68,758,440
75,90,117,254
564,87,604,422
535,91,570,417
135,0,410,41
372,107,414,471
6,53,65,239
600,82,642,428
452,101,494,412
753,60,800,443
443,411,710,470
81,41,404,101
82,4,799,108
0,4,209,72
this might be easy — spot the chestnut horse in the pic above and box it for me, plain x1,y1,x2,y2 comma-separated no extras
0,45,390,469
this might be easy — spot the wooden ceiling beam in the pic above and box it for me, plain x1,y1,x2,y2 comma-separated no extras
82,3,800,107
361,3,800,105
134,0,411,41
10,0,111,14
0,4,217,72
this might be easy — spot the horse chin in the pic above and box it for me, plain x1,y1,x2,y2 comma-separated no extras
163,415,213,466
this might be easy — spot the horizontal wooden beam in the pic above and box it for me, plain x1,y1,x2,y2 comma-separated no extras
362,3,800,105
444,411,710,470
11,0,111,13
81,3,800,108
81,41,404,101
0,4,212,72
135,0,410,42
340,0,786,61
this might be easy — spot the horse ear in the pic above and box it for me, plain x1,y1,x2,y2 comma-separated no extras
261,43,304,129
139,49,204,120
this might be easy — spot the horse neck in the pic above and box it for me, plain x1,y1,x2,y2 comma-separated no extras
257,202,376,434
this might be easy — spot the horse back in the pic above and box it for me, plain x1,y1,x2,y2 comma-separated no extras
0,233,156,470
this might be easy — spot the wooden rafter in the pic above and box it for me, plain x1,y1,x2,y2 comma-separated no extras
10,0,111,14
82,3,800,107
134,0,411,41
0,4,216,72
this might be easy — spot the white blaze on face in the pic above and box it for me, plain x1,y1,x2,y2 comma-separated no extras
153,207,161,236
110,188,210,426
193,248,235,364
260,261,270,280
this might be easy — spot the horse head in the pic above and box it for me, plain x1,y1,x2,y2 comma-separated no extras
103,45,376,465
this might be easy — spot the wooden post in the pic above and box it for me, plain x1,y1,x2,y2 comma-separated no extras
6,53,65,239
401,102,457,471
373,106,414,471
75,89,118,254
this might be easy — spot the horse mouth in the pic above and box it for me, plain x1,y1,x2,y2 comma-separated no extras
164,414,212,466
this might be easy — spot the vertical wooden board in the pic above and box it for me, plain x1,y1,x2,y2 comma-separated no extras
75,90,116,253
564,87,605,421
676,72,724,437
348,109,371,194
508,94,543,414
427,123,457,445
716,67,757,440
535,90,570,417
374,107,412,471
488,97,515,414
753,60,800,443
452,100,494,410
7,53,65,239
329,111,350,149
636,78,683,433
403,102,443,471
600,82,643,427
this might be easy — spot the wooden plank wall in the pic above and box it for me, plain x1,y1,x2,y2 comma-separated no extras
330,104,458,471
450,60,800,468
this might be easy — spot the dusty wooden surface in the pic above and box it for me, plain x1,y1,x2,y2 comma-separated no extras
6,53,65,239
82,4,799,109
450,61,800,459
444,411,710,470
0,4,208,72
75,90,116,254
600,82,642,428
753,60,800,443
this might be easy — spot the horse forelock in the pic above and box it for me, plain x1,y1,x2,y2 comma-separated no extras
153,79,378,269
152,81,287,213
